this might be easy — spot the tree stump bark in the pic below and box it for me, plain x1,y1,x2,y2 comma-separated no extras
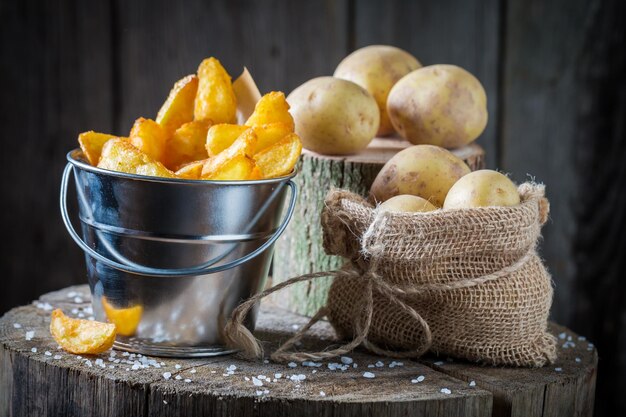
1,286,596,417
272,138,485,316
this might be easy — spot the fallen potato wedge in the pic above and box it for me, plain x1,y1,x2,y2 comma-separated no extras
254,122,292,154
175,159,207,179
202,155,258,180
205,123,248,157
156,74,198,134
98,138,176,178
78,131,117,166
50,309,116,354
101,298,143,337
194,57,237,124
254,133,302,178
163,119,211,170
245,91,294,131
129,117,168,163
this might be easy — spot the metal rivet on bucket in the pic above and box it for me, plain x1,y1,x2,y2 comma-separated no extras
60,150,297,357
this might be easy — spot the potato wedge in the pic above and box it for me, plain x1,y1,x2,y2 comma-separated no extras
194,57,237,124
175,159,207,179
98,138,176,178
245,91,294,131
129,117,168,163
254,133,302,178
78,131,117,166
205,124,248,157
201,129,257,178
101,298,143,337
162,119,211,170
156,74,199,134
202,155,258,180
253,122,292,153
50,309,116,355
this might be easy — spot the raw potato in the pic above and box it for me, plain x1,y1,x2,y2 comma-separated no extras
334,45,421,136
78,131,117,165
194,57,237,124
162,119,211,170
50,309,116,355
98,138,176,178
287,77,379,155
156,74,198,134
129,118,168,163
245,91,294,131
370,144,470,206
387,64,488,148
379,195,437,213
443,169,520,209
254,133,302,178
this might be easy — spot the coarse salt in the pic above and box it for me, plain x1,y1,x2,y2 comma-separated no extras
274,373,282,379
411,375,425,383
73,297,83,303
375,361,384,367
252,377,263,387
320,391,326,397
575,357,581,363
190,368,196,374
363,372,375,379
288,362,297,368
54,355,62,360
13,323,21,328
340,356,353,365
31,348,37,353
555,367,562,372
175,375,182,380
175,364,182,369
184,379,191,383
441,388,452,394
227,365,236,371
44,351,52,356
25,331,34,341
469,380,476,387
433,361,444,366
163,372,172,380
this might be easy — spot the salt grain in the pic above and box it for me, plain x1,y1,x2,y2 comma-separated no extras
184,379,191,383
175,364,182,369
288,362,297,368
274,373,282,379
175,375,182,380
73,296,83,303
252,377,263,387
363,372,375,379
558,332,567,340
67,291,77,298
31,348,37,353
190,368,196,374
367,364,375,368
320,391,326,397
245,377,250,381
44,351,52,356
433,361,444,366
163,400,167,405
441,388,452,394
25,331,35,341
375,361,384,367
53,354,62,360
340,356,353,365
575,357,581,363
163,372,172,380
469,380,476,387
555,367,562,372
227,365,236,371
13,323,21,329
131,364,140,370
411,375,425,383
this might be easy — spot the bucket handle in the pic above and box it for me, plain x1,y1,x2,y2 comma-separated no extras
60,163,298,277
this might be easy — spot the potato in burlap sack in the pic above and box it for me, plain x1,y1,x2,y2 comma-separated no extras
322,183,557,367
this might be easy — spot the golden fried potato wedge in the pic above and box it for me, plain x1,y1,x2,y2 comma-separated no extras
205,124,248,157
202,155,258,180
162,119,211,170
254,133,302,178
156,74,198,134
129,117,168,163
253,122,292,154
245,91,294,131
175,159,207,179
101,298,143,337
201,128,257,177
98,138,176,178
194,57,237,124
78,131,117,166
50,309,116,355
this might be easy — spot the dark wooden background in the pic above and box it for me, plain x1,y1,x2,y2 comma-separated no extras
1,0,624,414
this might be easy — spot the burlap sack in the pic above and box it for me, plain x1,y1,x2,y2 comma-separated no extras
322,183,556,367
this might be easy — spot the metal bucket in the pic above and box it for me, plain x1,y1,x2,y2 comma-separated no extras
60,149,297,357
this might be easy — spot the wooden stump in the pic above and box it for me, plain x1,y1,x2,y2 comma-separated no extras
272,138,485,316
1,286,596,417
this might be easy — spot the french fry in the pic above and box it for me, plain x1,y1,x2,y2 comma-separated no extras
50,309,116,355
254,133,302,178
78,131,117,166
175,159,207,179
202,155,258,180
194,57,237,124
162,119,211,170
98,138,176,178
205,124,248,157
245,91,294,131
156,74,198,134
253,122,292,154
201,128,257,179
129,118,168,163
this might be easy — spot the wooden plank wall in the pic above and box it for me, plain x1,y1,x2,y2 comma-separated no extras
1,0,623,414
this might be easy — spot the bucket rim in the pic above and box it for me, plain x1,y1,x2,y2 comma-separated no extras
66,149,296,185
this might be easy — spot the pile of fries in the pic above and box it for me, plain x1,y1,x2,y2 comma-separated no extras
78,57,302,180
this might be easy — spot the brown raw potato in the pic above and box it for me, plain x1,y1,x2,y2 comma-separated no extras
379,194,437,213
444,169,520,209
387,64,488,148
370,144,470,206
287,77,379,155
334,45,421,136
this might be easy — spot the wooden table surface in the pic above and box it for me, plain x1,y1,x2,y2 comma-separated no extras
0,285,597,417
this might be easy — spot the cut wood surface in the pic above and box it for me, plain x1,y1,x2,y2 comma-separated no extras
272,138,485,316
0,286,596,417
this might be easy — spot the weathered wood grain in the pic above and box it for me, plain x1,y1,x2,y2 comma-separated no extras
272,139,484,316
352,0,501,168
